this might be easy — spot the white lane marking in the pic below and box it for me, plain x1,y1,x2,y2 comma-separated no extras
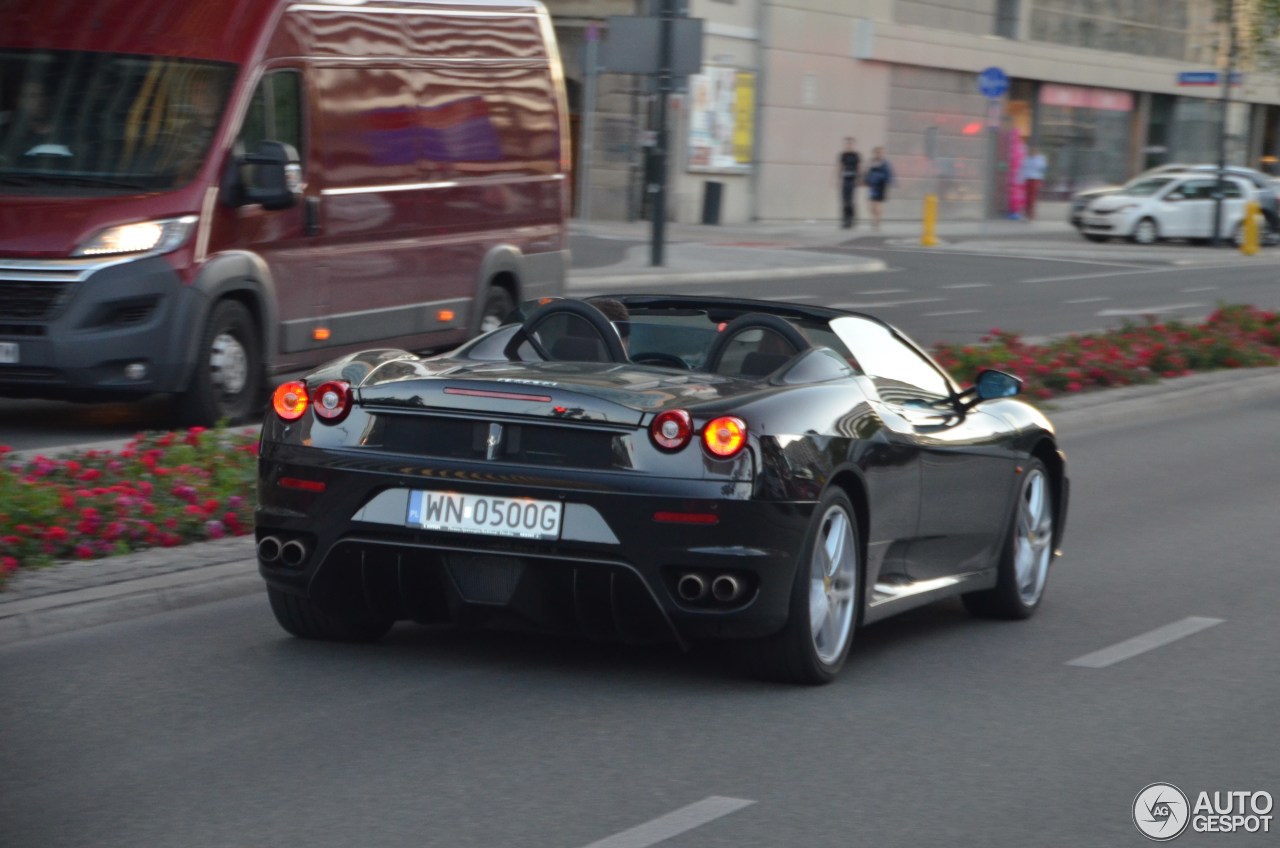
857,288,908,295
578,797,756,848
1066,616,1223,668
922,309,981,317
1022,262,1251,284
1096,303,1201,317
831,297,945,309
1182,286,1219,292
1064,297,1111,304
941,283,992,289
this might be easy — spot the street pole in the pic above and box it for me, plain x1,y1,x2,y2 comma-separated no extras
1212,0,1237,246
649,0,674,266
576,23,599,221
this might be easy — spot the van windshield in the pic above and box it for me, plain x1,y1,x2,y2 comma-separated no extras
0,50,234,194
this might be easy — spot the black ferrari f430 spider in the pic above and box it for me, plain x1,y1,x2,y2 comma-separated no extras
256,295,1068,684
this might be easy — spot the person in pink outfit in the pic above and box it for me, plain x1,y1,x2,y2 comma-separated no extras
1007,132,1026,219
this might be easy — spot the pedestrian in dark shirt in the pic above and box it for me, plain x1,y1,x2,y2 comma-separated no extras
864,147,893,231
836,136,860,228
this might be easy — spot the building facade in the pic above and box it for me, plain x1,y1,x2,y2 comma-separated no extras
548,0,1280,223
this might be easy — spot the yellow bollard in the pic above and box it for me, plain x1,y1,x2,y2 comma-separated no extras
921,193,939,247
1241,200,1260,255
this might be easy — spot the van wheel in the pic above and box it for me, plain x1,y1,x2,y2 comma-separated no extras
477,286,515,335
178,299,262,426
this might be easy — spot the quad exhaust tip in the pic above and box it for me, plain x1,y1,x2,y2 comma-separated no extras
257,536,282,563
280,539,309,568
258,536,308,567
710,574,743,603
676,573,707,602
676,572,747,605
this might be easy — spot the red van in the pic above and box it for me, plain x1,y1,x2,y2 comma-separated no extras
0,0,569,424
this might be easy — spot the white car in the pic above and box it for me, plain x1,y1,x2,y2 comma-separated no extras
1081,173,1256,245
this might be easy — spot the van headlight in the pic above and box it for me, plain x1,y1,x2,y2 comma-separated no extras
73,216,198,257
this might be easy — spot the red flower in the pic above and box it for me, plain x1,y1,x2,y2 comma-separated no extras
1,556,17,575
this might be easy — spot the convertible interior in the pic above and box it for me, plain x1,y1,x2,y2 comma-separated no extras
481,298,858,380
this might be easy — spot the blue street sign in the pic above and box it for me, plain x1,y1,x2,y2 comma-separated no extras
978,66,1009,98
1177,71,1242,86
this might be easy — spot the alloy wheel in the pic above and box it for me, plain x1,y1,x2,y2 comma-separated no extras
807,503,858,665
1013,468,1054,607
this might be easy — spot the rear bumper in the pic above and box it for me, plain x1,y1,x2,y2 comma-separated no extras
255,443,814,644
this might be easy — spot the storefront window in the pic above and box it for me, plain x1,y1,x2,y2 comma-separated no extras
1036,84,1134,199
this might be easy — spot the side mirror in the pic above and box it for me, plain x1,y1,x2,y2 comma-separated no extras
223,140,302,210
974,369,1021,401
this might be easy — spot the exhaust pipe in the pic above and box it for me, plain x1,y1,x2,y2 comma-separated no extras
279,539,309,568
257,536,283,564
711,574,744,604
676,573,707,602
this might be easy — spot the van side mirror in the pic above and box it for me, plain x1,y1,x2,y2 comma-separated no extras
224,140,302,210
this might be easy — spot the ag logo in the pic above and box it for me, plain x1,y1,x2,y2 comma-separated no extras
1134,783,1190,841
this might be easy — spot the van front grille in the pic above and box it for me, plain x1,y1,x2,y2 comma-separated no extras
0,281,73,321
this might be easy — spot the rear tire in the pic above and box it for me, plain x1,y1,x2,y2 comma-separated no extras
177,299,262,426
267,586,395,642
752,489,861,685
963,458,1054,620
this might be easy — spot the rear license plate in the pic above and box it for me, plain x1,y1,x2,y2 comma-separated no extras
407,491,562,541
0,342,17,364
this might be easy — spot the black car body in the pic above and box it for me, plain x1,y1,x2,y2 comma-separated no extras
256,295,1069,683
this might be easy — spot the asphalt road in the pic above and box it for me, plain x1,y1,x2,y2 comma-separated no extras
587,232,1280,345
3,391,1277,847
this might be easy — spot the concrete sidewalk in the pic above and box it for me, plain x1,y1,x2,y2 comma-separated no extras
5,364,1279,647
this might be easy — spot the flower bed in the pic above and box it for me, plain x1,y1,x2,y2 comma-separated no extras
0,427,258,586
930,305,1280,400
1,305,1278,587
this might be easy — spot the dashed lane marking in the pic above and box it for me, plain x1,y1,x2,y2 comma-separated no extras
1066,617,1224,668
578,797,756,848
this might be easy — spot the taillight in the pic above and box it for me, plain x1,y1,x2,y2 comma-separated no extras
272,381,309,421
650,409,693,451
311,380,352,424
702,416,747,458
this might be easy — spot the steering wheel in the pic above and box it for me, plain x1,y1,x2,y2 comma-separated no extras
703,313,812,374
502,299,629,363
629,351,690,370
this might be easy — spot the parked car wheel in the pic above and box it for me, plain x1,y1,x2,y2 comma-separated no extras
963,458,1054,620
1130,217,1160,245
755,489,861,684
267,586,395,642
178,299,262,426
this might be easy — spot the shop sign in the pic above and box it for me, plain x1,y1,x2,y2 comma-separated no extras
1040,83,1133,112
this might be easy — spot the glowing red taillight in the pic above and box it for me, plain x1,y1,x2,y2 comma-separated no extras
272,381,309,421
650,409,693,451
311,380,352,423
702,416,747,458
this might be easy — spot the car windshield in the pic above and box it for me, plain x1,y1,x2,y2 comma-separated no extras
1118,177,1175,197
0,50,235,194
